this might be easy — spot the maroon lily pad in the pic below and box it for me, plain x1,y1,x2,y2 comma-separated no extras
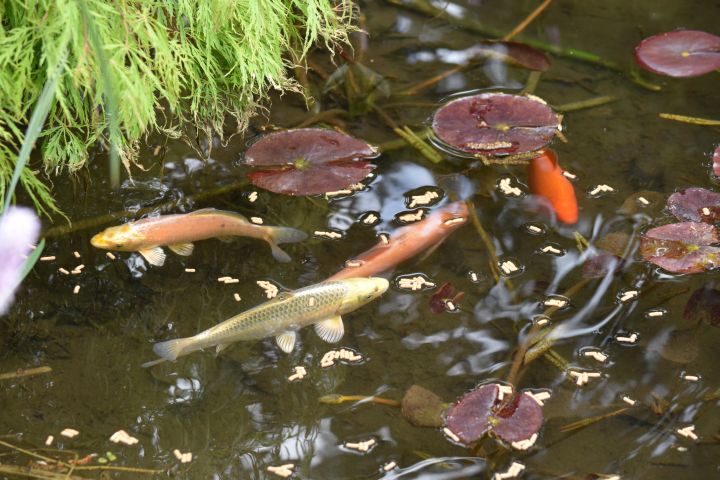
640,222,720,274
444,384,543,446
634,30,720,78
432,93,560,157
667,187,720,222
713,146,720,177
429,282,465,313
244,128,378,195
469,41,551,71
683,286,720,327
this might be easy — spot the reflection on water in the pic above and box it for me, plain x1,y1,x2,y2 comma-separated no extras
2,0,720,478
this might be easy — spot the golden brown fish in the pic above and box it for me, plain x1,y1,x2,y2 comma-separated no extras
91,208,306,265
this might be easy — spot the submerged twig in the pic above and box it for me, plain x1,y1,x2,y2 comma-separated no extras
0,366,52,381
467,201,501,283
502,0,553,42
319,394,400,407
559,407,631,433
554,95,619,113
658,113,720,126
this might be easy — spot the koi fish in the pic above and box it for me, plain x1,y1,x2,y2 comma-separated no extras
90,208,307,266
328,201,469,281
143,277,388,366
527,149,578,224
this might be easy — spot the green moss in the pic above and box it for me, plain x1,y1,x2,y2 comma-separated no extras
0,0,354,215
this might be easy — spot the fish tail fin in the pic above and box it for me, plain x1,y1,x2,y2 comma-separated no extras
266,226,306,263
152,336,194,362
269,226,308,245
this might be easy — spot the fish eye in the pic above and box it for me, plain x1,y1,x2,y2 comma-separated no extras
115,243,124,248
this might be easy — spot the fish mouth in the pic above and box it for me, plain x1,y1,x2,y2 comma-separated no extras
90,233,110,249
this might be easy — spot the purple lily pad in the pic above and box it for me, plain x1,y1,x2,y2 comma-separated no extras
683,286,720,327
713,146,720,177
470,41,551,71
634,30,720,78
667,187,720,222
640,222,720,274
444,384,543,446
432,93,560,157
429,282,464,314
244,128,378,195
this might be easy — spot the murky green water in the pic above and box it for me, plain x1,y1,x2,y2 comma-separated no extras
3,1,720,478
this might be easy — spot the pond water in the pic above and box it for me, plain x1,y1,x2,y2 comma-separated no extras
3,1,720,478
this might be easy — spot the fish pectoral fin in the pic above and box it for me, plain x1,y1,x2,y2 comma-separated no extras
168,242,194,256
139,247,166,266
314,316,345,343
215,343,232,355
275,331,297,353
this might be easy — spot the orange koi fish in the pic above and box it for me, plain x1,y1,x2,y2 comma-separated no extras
527,149,578,224
328,201,469,281
91,208,306,266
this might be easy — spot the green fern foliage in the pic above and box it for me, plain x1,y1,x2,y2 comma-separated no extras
0,0,353,214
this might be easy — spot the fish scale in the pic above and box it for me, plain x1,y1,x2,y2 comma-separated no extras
188,282,349,349
145,277,389,366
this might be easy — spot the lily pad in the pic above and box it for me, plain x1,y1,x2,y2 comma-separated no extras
683,286,720,327
667,187,720,222
432,93,560,157
244,128,378,195
659,328,699,364
582,253,623,278
444,384,543,446
714,146,720,177
634,30,720,78
429,282,464,313
469,41,551,71
640,222,720,274
401,385,447,427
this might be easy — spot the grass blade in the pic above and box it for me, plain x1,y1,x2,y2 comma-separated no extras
2,43,68,214
18,238,45,282
77,0,121,187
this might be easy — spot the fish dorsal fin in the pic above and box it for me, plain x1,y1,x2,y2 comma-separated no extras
273,291,295,302
168,242,194,256
276,331,297,353
314,316,345,343
139,247,166,266
187,208,248,222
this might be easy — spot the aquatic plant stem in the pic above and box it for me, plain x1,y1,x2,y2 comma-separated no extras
319,394,401,407
505,277,591,386
0,366,52,381
388,0,617,68
502,0,553,42
521,71,543,96
658,113,720,126
555,95,619,113
559,407,631,433
466,201,501,283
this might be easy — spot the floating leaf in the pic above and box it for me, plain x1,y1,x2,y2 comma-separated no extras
595,231,633,257
667,187,720,222
640,222,720,274
634,30,720,78
401,385,447,427
658,328,698,364
469,41,551,71
714,146,720,177
429,282,464,313
683,286,720,327
582,253,622,278
244,128,377,195
618,190,664,215
444,384,543,446
432,93,560,157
